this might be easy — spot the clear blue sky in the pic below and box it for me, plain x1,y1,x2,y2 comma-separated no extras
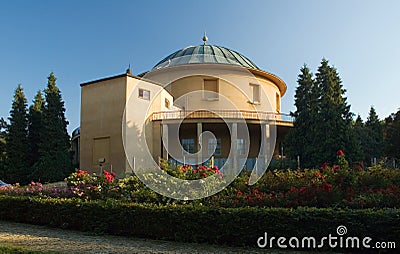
1,0,399,133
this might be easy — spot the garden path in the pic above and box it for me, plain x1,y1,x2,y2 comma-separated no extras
0,221,304,254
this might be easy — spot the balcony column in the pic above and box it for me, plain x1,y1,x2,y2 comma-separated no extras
232,122,238,170
197,122,202,165
260,123,270,169
162,123,169,160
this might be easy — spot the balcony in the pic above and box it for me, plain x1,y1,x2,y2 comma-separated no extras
151,110,293,125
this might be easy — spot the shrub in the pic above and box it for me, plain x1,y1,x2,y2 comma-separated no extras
0,195,398,250
2,161,400,208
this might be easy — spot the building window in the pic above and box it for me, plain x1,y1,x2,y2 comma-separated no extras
250,84,260,104
237,139,246,155
203,79,218,100
208,138,221,156
139,88,150,100
276,93,280,113
182,138,195,154
165,98,170,109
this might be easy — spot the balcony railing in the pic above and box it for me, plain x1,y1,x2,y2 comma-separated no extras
151,110,293,122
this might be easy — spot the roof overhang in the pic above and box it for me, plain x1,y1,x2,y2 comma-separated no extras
248,68,287,96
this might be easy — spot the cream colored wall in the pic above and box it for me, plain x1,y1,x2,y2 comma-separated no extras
256,77,281,113
166,73,280,114
80,64,285,176
80,76,127,176
124,77,174,172
81,75,174,176
141,64,284,163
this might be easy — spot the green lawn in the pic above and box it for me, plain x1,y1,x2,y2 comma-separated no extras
0,245,56,254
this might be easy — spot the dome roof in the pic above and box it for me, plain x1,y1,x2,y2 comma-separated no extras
72,127,80,137
153,45,260,70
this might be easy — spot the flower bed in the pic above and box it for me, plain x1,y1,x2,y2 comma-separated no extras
1,152,399,250
1,156,400,208
210,164,400,209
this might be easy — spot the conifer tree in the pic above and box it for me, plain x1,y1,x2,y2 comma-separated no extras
32,73,72,182
364,106,384,163
383,109,400,159
0,117,7,179
285,65,319,168
286,59,359,167
5,85,30,184
352,115,366,162
28,90,45,167
313,59,356,165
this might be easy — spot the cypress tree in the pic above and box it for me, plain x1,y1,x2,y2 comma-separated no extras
314,59,356,165
352,115,365,162
384,109,400,159
5,85,30,184
364,106,384,163
285,65,319,168
28,90,45,167
32,72,72,182
0,118,7,179
286,59,358,168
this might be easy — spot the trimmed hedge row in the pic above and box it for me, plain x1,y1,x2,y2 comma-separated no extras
0,195,399,249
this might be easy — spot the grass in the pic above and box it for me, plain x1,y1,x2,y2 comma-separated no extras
0,245,57,254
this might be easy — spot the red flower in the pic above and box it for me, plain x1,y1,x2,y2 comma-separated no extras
337,150,344,156
237,189,243,196
103,170,115,183
77,169,88,177
332,165,340,173
197,166,207,171
320,162,329,172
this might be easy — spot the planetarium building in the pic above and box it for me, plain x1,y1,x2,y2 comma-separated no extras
73,37,293,176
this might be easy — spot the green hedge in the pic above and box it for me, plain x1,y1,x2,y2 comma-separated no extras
0,195,399,249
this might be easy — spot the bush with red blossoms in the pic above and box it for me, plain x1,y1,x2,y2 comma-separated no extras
103,170,116,183
62,169,118,200
162,161,224,181
1,152,400,208
204,161,400,209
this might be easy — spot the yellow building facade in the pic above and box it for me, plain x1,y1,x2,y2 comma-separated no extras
76,41,293,176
